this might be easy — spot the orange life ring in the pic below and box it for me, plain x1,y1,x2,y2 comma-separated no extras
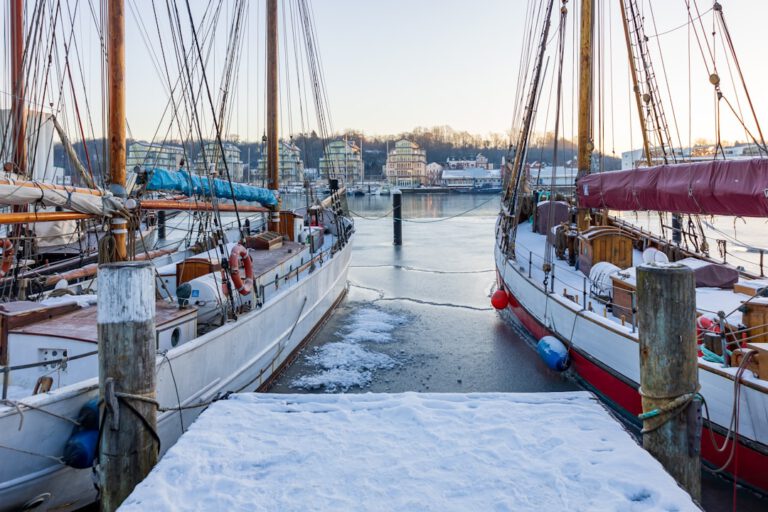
0,239,14,278
221,244,253,296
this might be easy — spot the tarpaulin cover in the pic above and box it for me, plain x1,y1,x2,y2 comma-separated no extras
0,177,123,216
576,158,768,217
146,168,277,207
677,258,739,289
535,200,570,235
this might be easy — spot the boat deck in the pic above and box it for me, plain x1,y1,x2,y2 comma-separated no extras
510,222,768,389
10,301,196,343
514,222,749,327
249,241,306,278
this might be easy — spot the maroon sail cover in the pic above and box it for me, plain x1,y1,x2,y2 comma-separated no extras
576,159,768,217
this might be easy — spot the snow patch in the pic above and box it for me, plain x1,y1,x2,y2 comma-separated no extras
307,342,397,371
291,307,409,392
340,307,407,344
292,342,397,392
292,368,373,392
120,392,697,512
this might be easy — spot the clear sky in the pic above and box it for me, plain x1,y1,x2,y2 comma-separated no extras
4,0,768,154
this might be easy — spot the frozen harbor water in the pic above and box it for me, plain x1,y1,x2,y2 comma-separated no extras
120,392,698,512
272,195,578,396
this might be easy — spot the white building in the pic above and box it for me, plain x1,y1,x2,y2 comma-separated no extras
128,141,186,172
446,153,492,170
525,162,578,193
319,140,362,185
195,142,245,181
426,162,444,185
0,109,55,181
256,140,304,185
441,167,501,192
620,143,762,170
385,139,427,187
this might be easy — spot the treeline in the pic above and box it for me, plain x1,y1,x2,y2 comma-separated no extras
54,126,621,183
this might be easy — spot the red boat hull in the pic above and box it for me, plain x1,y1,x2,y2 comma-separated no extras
502,282,768,493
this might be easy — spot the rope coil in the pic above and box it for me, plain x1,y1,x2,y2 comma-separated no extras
638,384,701,434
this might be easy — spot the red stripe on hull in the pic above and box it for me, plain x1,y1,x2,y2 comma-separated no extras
500,281,768,493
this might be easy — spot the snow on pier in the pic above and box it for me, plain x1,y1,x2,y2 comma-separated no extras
120,392,697,511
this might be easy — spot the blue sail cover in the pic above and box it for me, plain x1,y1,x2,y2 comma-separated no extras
145,168,277,207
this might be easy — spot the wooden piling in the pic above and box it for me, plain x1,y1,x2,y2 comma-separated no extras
636,263,701,501
393,190,402,246
98,261,157,511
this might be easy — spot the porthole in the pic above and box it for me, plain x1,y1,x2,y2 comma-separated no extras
171,327,181,348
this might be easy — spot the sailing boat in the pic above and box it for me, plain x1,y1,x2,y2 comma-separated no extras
0,1,353,510
496,0,768,494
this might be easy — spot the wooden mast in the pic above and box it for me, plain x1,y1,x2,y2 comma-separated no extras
267,0,280,231
108,0,128,260
576,0,594,229
10,0,26,176
619,1,652,166
9,0,28,286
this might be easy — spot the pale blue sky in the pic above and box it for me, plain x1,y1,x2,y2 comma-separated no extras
5,1,768,154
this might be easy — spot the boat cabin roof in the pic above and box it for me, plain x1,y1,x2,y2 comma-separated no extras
9,301,196,344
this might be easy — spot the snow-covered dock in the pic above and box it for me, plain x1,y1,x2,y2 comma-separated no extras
120,392,697,511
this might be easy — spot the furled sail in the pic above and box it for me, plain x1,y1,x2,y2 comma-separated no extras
145,168,278,207
0,176,123,216
576,158,768,217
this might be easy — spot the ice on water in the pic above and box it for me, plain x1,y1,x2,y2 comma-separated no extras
341,307,408,344
120,392,697,512
291,307,408,392
291,342,397,392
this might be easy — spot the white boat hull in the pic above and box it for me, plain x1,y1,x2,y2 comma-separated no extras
0,236,352,511
494,228,768,492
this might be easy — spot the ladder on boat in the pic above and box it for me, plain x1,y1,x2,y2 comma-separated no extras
622,0,677,164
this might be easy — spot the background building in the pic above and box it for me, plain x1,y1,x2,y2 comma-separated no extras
194,141,244,181
524,162,578,194
384,139,427,187
441,167,501,192
319,140,363,185
256,140,304,186
620,143,762,170
1,110,56,181
127,141,185,172
426,162,444,185
446,153,491,170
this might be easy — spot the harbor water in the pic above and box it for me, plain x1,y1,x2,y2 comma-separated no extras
271,193,576,395
270,192,766,512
